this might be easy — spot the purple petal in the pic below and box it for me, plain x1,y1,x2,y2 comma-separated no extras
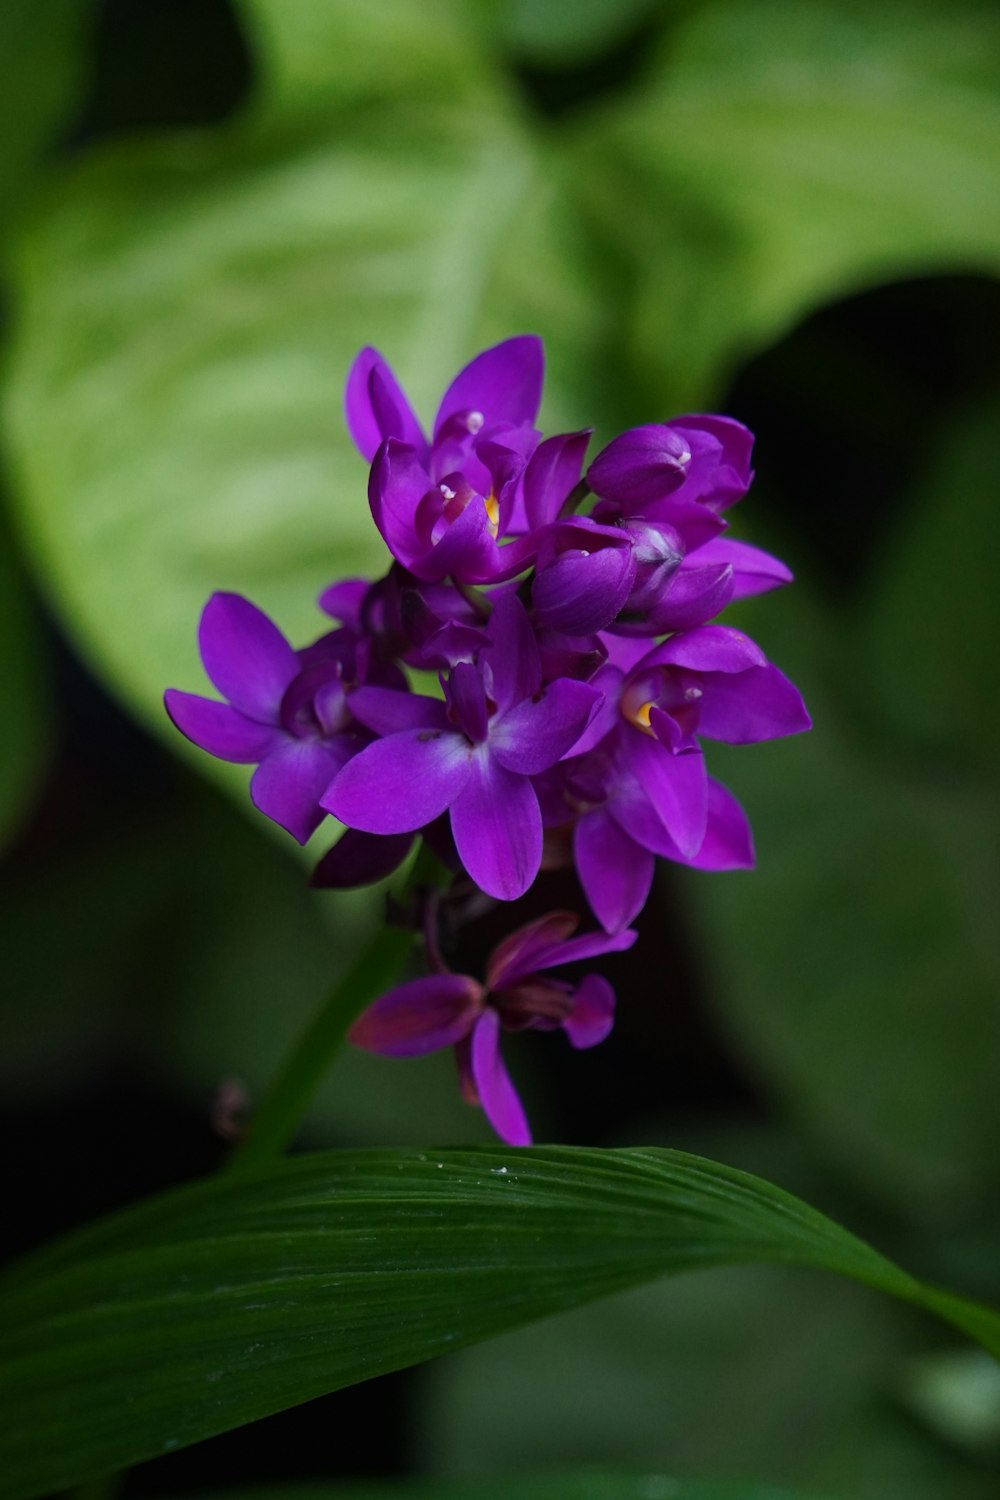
649,624,768,674
250,737,351,844
563,664,623,757
491,678,602,775
690,536,792,598
574,809,654,932
532,545,636,634
348,973,483,1057
345,348,427,462
563,974,616,1050
523,429,591,529
318,577,370,625
469,1009,532,1146
642,562,734,633
587,424,691,507
626,733,708,857
689,779,755,869
434,336,544,439
445,661,489,743
486,912,579,992
450,751,542,900
322,727,470,832
310,828,415,888
415,493,499,585
198,593,298,720
485,591,542,709
695,664,812,743
368,440,430,571
673,415,754,510
164,690,280,763
349,685,449,735
523,923,637,977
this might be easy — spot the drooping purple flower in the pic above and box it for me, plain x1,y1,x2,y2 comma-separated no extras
164,593,398,843
348,910,636,1144
322,594,601,900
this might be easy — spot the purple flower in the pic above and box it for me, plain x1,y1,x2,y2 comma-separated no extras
348,910,636,1144
164,593,397,843
322,594,601,900
588,414,754,516
345,338,547,583
569,627,811,861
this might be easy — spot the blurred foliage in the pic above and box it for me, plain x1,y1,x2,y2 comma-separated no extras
0,0,999,1496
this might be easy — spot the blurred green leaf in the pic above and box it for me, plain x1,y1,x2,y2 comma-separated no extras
0,518,50,851
2,0,603,805
865,399,1000,764
571,0,1000,409
683,581,1000,1220
0,0,89,234
173,1478,836,1500
2,1144,999,1499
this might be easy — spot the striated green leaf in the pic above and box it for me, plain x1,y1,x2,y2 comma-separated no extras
1,1145,998,1500
570,0,1000,410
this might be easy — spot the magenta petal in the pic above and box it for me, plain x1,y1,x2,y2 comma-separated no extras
322,727,471,832
469,1009,532,1145
198,593,298,720
250,738,350,844
310,828,415,889
434,336,544,439
563,974,616,1050
348,973,483,1057
523,429,591,529
574,809,653,932
696,665,812,743
450,752,542,900
627,733,708,857
345,347,427,462
690,536,792,598
164,690,280,763
491,678,602,775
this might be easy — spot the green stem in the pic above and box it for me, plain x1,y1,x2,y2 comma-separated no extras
227,922,415,1174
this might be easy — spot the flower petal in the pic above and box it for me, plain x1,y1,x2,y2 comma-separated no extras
310,828,415,889
322,727,470,833
587,423,691,507
164,690,280,763
523,429,591,529
349,685,448,736
574,808,654,932
368,439,430,571
469,1009,532,1146
563,974,616,1050
689,536,792,598
486,912,580,991
434,336,544,439
491,678,602,776
250,738,351,844
689,779,755,869
348,973,483,1057
533,545,636,634
450,751,542,900
649,624,767,674
485,591,542,709
345,347,427,462
696,665,812,743
198,593,298,720
626,732,708,857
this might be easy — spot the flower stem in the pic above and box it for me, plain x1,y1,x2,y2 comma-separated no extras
227,844,451,1175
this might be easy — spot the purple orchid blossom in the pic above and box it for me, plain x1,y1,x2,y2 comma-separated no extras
164,593,400,844
348,911,636,1144
322,594,601,900
346,337,548,583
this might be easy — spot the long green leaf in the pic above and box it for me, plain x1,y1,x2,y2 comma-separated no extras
1,1146,997,1500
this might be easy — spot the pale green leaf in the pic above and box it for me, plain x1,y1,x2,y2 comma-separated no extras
1,1145,997,1500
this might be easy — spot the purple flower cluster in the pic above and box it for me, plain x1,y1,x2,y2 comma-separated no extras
166,336,810,1142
